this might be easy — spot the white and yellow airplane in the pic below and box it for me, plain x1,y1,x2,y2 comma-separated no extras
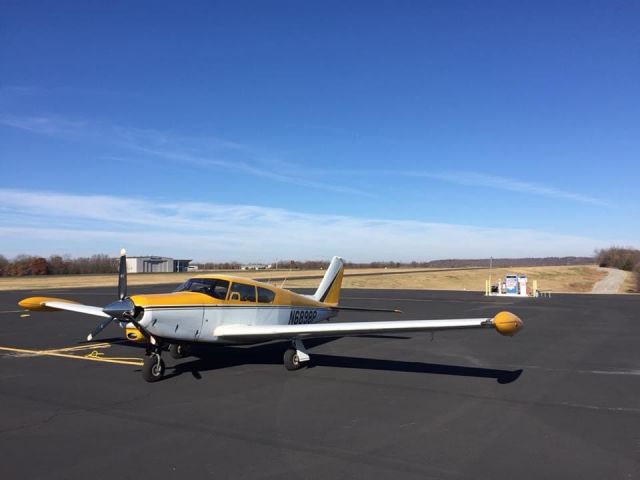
18,250,523,382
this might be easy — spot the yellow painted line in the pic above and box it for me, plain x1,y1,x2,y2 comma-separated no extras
0,345,144,366
42,343,112,354
84,350,142,363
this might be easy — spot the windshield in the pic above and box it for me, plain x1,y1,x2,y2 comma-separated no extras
174,278,230,299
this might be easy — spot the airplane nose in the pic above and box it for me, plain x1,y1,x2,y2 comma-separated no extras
103,298,136,320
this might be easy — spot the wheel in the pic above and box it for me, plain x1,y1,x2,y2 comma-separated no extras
169,343,187,359
142,354,165,382
283,348,303,371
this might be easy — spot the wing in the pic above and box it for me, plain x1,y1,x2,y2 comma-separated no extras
18,296,111,319
215,311,523,342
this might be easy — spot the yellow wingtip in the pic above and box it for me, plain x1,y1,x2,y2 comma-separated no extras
18,297,79,312
493,311,524,336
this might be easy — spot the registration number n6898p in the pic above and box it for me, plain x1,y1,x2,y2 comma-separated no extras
288,310,318,324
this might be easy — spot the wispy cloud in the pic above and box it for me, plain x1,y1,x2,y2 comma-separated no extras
0,113,87,136
419,171,607,206
0,188,610,261
0,113,368,196
325,168,607,206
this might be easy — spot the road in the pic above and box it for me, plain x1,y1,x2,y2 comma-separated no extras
1,287,639,479
591,267,626,293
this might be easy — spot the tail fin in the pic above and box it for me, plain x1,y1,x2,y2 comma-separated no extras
313,256,344,305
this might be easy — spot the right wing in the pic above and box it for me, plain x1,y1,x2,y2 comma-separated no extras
214,312,522,342
18,296,111,319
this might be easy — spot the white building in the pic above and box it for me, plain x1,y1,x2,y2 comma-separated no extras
126,256,192,273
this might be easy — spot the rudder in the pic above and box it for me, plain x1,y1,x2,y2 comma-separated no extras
313,256,344,305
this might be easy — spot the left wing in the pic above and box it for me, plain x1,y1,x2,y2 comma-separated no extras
215,311,522,341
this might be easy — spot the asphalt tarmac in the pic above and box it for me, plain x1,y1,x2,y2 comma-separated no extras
0,285,638,479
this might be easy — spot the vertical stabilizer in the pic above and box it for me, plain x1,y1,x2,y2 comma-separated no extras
313,256,344,305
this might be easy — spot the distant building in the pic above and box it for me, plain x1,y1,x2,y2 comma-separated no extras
126,256,192,273
240,264,272,270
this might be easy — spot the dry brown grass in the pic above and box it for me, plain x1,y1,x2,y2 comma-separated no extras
0,267,431,291
620,270,637,293
0,265,609,294
286,265,607,293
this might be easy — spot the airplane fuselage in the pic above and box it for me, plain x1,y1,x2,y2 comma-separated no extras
129,275,339,344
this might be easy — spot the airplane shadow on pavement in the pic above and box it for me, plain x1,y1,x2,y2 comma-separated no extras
156,337,523,384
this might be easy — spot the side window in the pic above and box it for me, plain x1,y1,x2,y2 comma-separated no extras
210,280,229,299
257,287,275,303
174,278,229,299
229,282,256,302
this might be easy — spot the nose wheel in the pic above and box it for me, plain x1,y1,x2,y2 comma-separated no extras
142,351,165,382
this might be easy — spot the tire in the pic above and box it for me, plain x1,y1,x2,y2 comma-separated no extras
142,354,165,382
169,344,187,359
283,348,302,371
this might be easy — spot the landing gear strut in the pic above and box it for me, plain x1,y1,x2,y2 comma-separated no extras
142,346,165,382
283,339,310,371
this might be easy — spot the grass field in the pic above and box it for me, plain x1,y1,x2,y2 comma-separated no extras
286,265,609,293
0,265,616,293
620,270,636,293
0,267,439,291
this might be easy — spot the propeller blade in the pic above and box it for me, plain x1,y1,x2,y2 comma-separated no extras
118,248,127,300
87,317,114,341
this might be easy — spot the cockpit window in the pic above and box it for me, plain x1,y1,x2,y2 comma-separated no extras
229,282,256,302
257,287,275,303
174,278,229,299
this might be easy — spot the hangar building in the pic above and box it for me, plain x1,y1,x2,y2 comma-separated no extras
126,256,192,273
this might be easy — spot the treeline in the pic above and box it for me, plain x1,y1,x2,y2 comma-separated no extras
197,256,594,271
596,247,640,292
0,254,118,276
196,262,243,270
596,247,640,272
345,257,595,269
0,253,598,277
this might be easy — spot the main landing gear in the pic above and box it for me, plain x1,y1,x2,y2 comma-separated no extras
169,343,188,359
142,339,309,381
283,339,310,371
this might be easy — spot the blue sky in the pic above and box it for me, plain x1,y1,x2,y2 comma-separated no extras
1,1,638,262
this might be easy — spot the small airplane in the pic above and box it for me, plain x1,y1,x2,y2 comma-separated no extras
18,250,523,382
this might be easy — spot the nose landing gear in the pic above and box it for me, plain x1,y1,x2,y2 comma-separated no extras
142,346,166,382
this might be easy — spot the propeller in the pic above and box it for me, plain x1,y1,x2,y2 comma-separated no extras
118,248,127,300
87,248,135,341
